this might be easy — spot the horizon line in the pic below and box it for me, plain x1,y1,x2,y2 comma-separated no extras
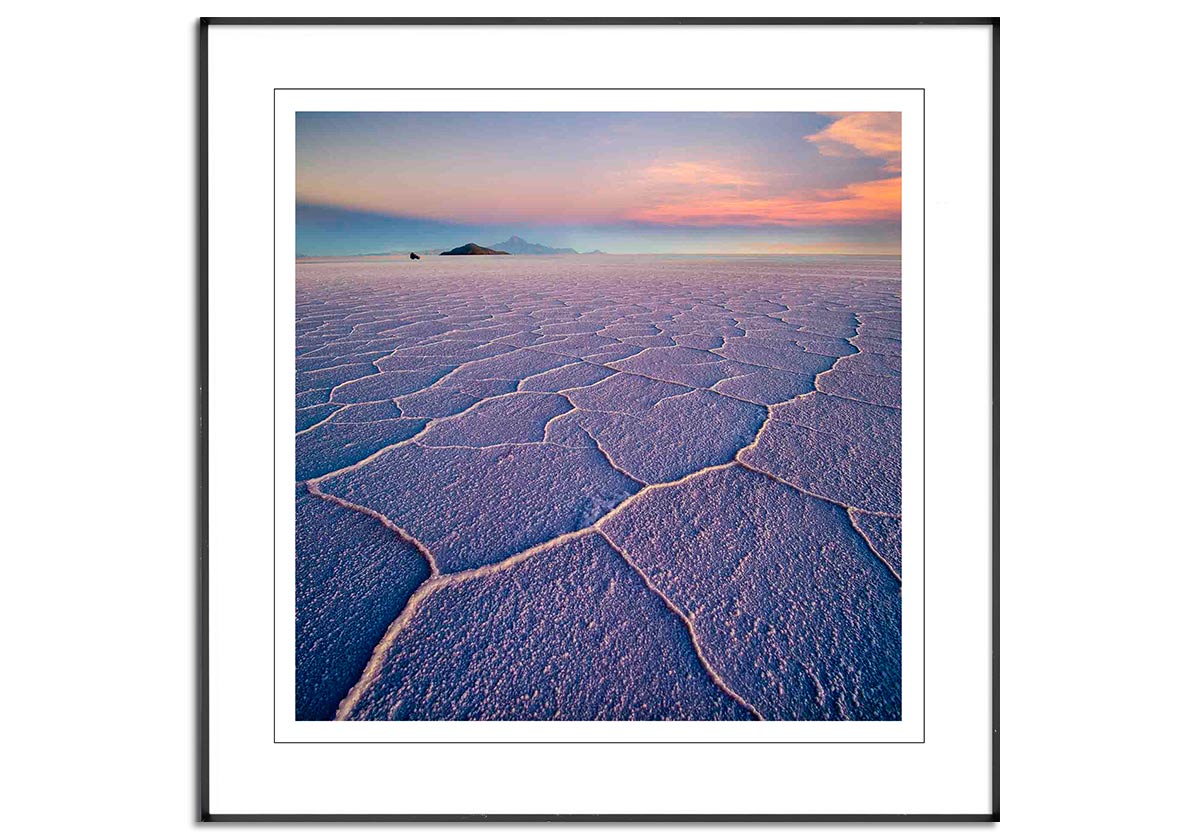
296,251,902,260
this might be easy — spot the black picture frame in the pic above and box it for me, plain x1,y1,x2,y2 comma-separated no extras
198,16,999,823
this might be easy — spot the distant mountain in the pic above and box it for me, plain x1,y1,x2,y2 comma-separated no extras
440,243,510,256
489,235,578,255
583,249,607,255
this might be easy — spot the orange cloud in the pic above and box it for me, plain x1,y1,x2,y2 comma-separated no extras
629,177,900,226
805,112,902,172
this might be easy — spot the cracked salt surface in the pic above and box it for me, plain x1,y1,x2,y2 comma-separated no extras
295,255,902,721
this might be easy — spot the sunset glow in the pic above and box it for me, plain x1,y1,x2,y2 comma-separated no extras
297,112,901,255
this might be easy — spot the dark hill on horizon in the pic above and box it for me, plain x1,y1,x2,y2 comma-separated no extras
440,243,510,255
489,236,577,255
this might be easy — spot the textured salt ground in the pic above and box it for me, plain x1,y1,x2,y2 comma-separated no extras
296,402,340,432
715,367,817,404
743,391,902,515
328,367,455,403
296,417,426,482
393,386,481,419
850,511,903,578
295,486,429,721
420,392,574,447
818,368,902,409
321,442,640,574
343,532,752,721
296,362,377,392
835,350,902,378
573,389,765,484
602,465,901,720
295,256,903,721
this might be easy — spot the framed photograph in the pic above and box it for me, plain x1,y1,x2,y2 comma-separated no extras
200,17,998,821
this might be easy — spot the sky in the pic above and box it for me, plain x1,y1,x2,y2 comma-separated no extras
296,112,900,256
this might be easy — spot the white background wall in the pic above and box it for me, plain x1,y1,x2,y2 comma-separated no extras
2,1,1196,837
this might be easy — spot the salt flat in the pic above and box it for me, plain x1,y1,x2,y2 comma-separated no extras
295,255,902,721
